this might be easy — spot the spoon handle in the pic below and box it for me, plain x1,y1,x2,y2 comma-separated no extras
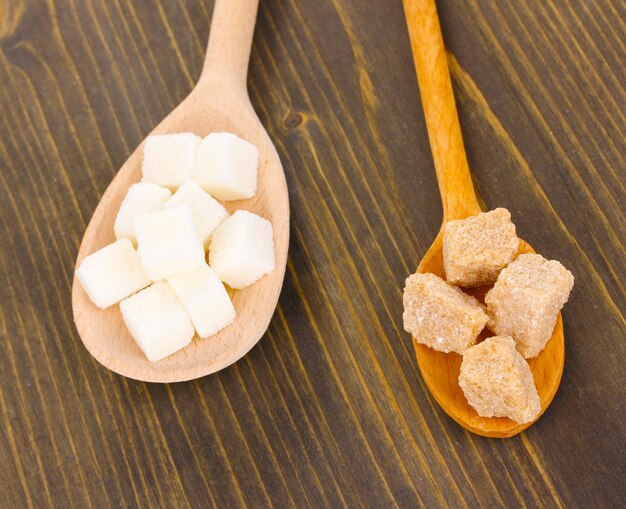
403,0,481,221
201,0,260,94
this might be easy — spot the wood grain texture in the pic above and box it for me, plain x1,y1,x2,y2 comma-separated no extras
0,0,624,507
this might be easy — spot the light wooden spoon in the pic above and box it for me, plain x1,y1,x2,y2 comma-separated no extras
72,0,289,383
402,0,564,437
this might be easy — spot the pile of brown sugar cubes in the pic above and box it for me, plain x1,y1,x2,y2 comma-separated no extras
403,208,574,424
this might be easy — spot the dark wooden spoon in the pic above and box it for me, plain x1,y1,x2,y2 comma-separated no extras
402,0,564,437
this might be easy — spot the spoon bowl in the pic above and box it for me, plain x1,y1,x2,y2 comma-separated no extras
72,0,289,383
416,230,564,437
403,0,564,436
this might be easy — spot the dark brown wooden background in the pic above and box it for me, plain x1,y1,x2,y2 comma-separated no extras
1,0,624,507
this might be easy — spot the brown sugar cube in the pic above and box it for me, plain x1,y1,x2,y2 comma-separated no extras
403,273,488,354
459,335,540,424
443,208,519,287
485,254,574,358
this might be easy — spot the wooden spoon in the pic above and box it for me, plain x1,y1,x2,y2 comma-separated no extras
72,0,289,383
402,0,564,437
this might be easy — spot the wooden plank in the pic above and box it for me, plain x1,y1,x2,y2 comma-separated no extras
0,0,624,506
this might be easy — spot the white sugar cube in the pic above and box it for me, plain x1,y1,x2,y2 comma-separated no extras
168,264,236,338
191,132,258,201
164,181,228,249
76,239,150,309
142,133,200,189
120,282,194,362
114,183,171,244
135,206,205,281
209,210,275,289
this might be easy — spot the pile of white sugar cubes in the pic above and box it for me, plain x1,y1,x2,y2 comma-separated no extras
76,132,275,362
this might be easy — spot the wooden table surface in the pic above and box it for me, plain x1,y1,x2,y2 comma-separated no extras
1,0,624,507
